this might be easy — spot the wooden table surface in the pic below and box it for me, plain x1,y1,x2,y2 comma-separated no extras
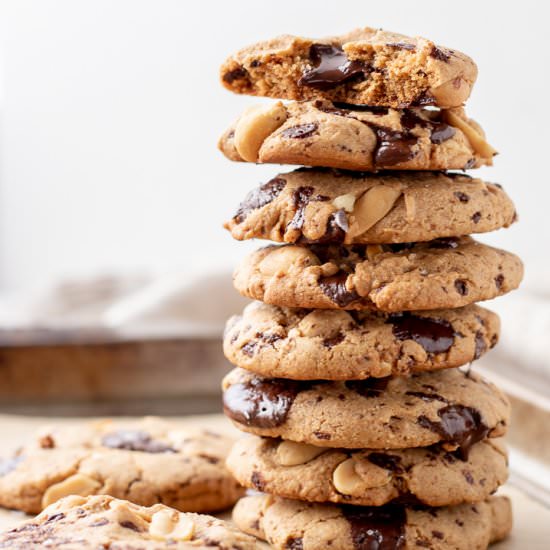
0,414,548,547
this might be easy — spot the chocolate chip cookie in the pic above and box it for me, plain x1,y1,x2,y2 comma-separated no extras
225,170,515,245
0,418,243,514
233,238,523,312
219,101,495,170
222,368,510,450
0,494,261,549
224,302,499,380
227,436,508,507
221,27,477,109
233,493,512,550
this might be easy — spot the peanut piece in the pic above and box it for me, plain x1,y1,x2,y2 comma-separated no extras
332,193,356,213
258,246,320,277
404,193,416,222
347,185,402,240
150,510,194,541
444,111,497,158
276,440,326,466
332,458,364,495
234,102,287,162
42,474,101,509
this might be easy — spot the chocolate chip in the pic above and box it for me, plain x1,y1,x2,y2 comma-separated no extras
250,59,261,68
90,518,109,527
289,186,315,230
223,377,307,428
101,430,175,453
322,332,345,349
251,471,266,491
494,274,504,290
454,279,468,296
285,538,304,550
430,123,456,144
45,513,65,523
313,431,332,440
299,44,368,90
342,504,406,550
432,530,444,539
388,313,455,354
281,123,318,139
454,191,470,203
367,453,404,473
120,521,141,532
429,237,460,249
387,42,415,51
430,45,451,62
234,177,286,223
463,470,474,485
345,377,390,398
471,211,481,223
418,405,490,459
222,66,249,84
319,272,360,307
474,331,486,360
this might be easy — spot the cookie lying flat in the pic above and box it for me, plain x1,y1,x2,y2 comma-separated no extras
223,368,510,450
219,102,495,170
227,436,508,507
224,302,499,380
233,494,511,550
221,27,477,109
225,170,515,245
234,238,523,312
0,417,243,514
0,494,261,550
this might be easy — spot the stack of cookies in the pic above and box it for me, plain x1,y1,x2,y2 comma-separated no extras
219,27,523,549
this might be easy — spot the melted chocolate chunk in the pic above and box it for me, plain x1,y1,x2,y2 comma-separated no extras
222,66,249,84
281,123,318,139
430,123,456,144
289,186,315,230
454,191,470,203
299,44,368,90
472,211,481,223
319,272,360,307
430,45,451,62
388,313,455,354
331,102,389,115
323,332,345,349
342,505,406,550
234,177,286,223
473,331,486,360
428,237,460,249
285,538,304,550
373,127,418,167
223,377,307,428
367,453,404,473
101,430,175,453
418,405,490,459
345,377,390,398
454,279,468,296
0,456,23,477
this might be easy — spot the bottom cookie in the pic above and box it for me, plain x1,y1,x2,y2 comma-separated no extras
233,493,512,550
0,494,261,549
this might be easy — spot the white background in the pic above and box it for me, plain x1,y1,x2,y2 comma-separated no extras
0,0,548,291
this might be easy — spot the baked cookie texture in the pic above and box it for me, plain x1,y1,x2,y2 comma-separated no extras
220,28,477,109
224,302,500,380
233,493,512,550
0,494,261,549
219,102,496,170
225,169,516,245
0,418,243,514
222,367,510,449
227,436,508,507
233,238,523,312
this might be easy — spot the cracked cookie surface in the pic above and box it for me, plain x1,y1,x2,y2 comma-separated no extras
0,417,243,514
233,237,523,312
227,436,508,507
0,494,261,549
221,27,477,108
233,494,512,550
219,102,495,170
222,367,510,449
223,302,499,380
225,169,515,245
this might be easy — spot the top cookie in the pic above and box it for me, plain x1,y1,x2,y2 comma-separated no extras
220,27,477,108
0,494,261,549
219,102,495,171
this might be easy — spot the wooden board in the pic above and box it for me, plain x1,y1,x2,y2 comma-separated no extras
0,414,548,547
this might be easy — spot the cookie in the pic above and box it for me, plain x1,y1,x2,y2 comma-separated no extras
222,367,510,450
224,170,515,245
0,417,243,514
219,102,495,170
0,494,260,549
221,27,477,109
224,302,499,380
227,436,508,507
233,494,512,550
233,238,523,312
